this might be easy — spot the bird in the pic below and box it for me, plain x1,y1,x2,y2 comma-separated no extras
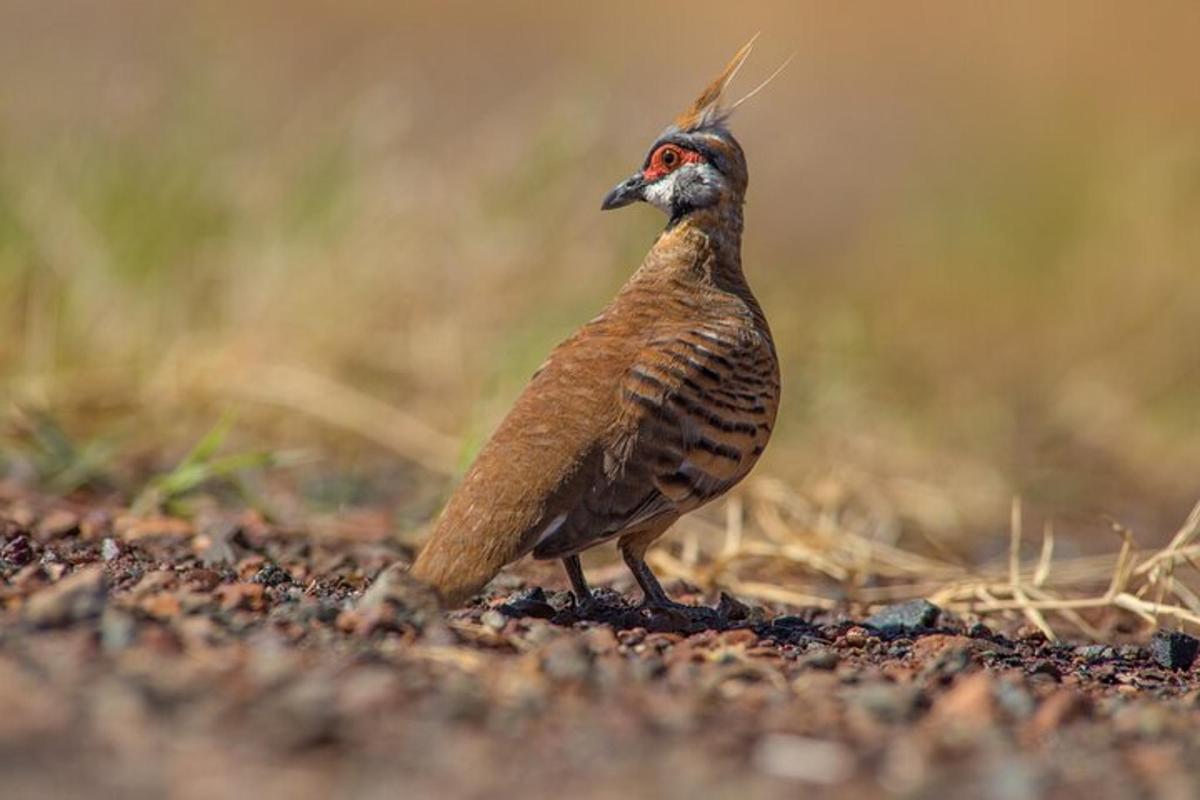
407,39,781,615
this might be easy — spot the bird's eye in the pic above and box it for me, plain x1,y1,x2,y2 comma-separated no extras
661,148,679,168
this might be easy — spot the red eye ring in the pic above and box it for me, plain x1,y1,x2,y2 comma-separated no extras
644,144,701,180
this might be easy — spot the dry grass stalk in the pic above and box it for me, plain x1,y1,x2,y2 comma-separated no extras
657,478,1200,640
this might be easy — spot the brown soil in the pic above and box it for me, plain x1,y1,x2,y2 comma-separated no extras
2,489,1199,800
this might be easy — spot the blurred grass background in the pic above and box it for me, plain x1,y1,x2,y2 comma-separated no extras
2,1,1199,555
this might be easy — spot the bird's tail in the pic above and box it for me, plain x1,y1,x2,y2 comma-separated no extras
408,524,518,608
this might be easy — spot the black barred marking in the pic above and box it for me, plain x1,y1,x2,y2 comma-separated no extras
695,436,742,462
622,388,677,421
659,471,693,489
692,328,737,348
751,444,766,456
659,364,707,396
730,371,773,390
629,366,668,393
658,468,720,499
679,356,723,384
677,338,737,371
667,393,759,436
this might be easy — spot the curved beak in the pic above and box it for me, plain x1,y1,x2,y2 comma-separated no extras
601,173,646,210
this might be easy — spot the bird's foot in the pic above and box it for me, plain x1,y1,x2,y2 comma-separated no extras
637,599,725,630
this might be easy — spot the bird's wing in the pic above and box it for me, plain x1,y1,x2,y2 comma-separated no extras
531,325,775,559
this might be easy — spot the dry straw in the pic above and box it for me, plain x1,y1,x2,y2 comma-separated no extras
649,477,1200,641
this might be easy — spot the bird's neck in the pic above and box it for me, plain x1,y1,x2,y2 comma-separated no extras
651,201,747,291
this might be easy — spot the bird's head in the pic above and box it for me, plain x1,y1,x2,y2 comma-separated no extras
601,37,784,222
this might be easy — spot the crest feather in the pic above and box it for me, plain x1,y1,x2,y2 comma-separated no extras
674,34,760,131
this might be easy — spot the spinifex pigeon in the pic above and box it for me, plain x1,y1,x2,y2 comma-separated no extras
408,40,782,616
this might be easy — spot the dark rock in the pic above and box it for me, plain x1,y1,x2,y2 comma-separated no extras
715,592,751,621
864,599,942,635
1149,630,1200,671
252,563,294,587
1074,644,1115,664
1028,660,1062,682
2,535,35,567
499,587,557,620
967,622,995,639
756,614,825,646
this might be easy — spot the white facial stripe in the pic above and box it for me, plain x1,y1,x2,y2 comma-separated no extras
643,173,678,212
644,163,724,214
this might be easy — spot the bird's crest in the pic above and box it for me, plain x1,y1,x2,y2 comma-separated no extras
673,34,792,132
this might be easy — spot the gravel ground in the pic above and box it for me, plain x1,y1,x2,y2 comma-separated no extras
3,489,1200,800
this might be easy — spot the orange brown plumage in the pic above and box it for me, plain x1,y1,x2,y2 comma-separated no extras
408,40,781,612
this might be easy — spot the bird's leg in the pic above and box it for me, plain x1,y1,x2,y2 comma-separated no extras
561,555,599,616
620,545,676,608
620,543,718,622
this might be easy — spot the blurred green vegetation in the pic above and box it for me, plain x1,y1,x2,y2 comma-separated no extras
1,1,1198,545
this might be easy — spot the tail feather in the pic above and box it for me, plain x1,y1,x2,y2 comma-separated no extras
409,524,519,607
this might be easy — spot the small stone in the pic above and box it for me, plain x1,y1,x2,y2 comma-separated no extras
251,563,294,587
36,509,79,540
24,565,107,627
994,677,1036,720
1149,630,1200,671
1024,689,1089,740
717,628,758,648
798,648,840,670
864,599,941,635
848,684,923,723
498,587,557,620
215,582,267,612
927,671,996,730
582,626,619,655
966,622,994,638
1074,644,1114,664
1028,660,1062,682
753,735,854,785
100,608,138,652
839,626,871,648
101,538,121,562
2,535,35,566
715,592,751,621
1117,644,1145,662
481,609,508,631
540,638,592,681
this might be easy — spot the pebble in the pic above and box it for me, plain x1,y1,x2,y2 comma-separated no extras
1149,630,1200,671
753,734,854,785
498,587,557,619
1074,644,1115,663
798,648,840,670
24,565,107,627
865,599,942,635
2,535,35,566
251,563,294,587
101,538,121,562
36,510,80,540
481,609,508,631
